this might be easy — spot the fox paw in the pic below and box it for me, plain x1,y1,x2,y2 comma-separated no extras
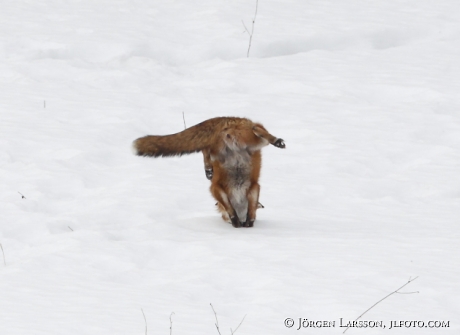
205,168,213,180
242,219,254,228
273,138,285,148
230,216,241,228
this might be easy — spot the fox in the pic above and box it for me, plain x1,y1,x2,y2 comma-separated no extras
202,148,266,211
133,117,285,228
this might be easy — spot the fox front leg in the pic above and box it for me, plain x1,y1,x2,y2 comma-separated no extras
211,184,242,228
242,183,260,228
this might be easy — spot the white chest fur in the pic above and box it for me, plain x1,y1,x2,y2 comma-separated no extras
220,148,252,222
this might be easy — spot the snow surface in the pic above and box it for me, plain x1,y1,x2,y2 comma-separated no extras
1,0,459,334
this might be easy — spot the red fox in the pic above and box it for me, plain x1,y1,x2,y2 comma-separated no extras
133,117,285,228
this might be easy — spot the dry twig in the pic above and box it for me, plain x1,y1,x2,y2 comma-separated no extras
170,312,175,335
0,243,5,266
242,0,259,57
210,303,222,335
141,308,147,335
231,314,247,334
210,303,246,335
343,276,419,333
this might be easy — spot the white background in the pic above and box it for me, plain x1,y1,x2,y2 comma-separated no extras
1,0,459,334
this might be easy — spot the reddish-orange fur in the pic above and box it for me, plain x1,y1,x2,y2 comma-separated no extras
133,117,285,228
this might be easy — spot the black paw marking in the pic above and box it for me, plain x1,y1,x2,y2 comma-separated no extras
243,219,254,228
273,138,285,148
230,216,241,228
205,168,213,180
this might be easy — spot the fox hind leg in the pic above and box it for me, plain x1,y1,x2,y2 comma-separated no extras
272,138,285,148
202,149,213,180
252,125,285,149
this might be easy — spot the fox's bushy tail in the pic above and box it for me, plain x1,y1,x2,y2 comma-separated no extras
133,118,221,157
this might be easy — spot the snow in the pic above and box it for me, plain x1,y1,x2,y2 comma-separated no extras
1,0,459,334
